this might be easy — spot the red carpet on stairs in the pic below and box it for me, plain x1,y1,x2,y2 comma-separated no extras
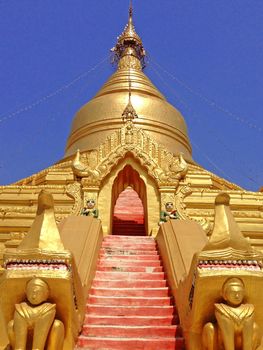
77,235,185,350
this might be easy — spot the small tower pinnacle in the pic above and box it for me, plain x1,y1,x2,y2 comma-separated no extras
129,0,133,18
111,1,146,68
122,80,138,122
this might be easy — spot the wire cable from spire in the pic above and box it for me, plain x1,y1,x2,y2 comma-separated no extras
149,56,262,133
0,55,109,125
148,59,261,188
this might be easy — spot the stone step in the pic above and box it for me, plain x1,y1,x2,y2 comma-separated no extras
88,295,172,306
97,265,163,272
90,287,170,297
86,304,174,316
103,235,155,241
112,223,145,226
112,223,145,227
95,271,165,280
100,248,158,256
84,314,177,326
102,242,156,250
98,259,161,267
113,215,144,220
111,232,146,235
113,220,144,225
112,229,145,232
112,233,146,236
113,223,144,228
99,254,161,261
77,336,184,349
82,324,181,338
92,279,167,288
112,226,145,231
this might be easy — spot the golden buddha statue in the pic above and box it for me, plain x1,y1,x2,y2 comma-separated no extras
202,277,263,350
7,277,64,350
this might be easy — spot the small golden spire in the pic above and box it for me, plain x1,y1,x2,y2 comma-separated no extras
122,93,138,122
19,190,65,252
111,1,146,68
129,1,133,12
203,193,251,251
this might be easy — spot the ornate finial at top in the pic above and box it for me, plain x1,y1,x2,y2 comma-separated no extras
129,0,133,17
111,1,146,69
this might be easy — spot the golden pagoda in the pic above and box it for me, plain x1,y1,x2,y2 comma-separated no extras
0,3,263,350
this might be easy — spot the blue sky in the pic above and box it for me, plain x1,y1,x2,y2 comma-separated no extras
0,0,262,191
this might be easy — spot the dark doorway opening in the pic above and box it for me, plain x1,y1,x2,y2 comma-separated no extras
111,165,147,236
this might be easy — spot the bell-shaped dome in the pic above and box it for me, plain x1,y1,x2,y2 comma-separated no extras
65,7,193,163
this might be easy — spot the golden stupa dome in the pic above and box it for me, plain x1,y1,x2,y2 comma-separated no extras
65,6,193,163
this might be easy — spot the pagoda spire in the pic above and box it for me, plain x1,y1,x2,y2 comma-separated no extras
111,1,146,68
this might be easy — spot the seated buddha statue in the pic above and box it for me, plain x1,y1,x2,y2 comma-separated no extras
8,277,64,350
202,277,262,350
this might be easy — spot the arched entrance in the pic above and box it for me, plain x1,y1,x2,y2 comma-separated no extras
111,165,147,236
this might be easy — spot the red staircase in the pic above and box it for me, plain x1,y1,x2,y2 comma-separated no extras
112,220,145,236
77,235,185,350
112,187,145,236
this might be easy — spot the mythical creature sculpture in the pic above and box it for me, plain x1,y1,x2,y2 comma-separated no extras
81,199,99,218
160,202,179,223
7,277,64,350
72,149,100,179
156,153,188,185
202,277,262,350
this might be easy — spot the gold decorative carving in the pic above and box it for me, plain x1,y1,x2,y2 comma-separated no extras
71,125,188,188
66,181,82,216
187,209,214,217
202,277,262,350
12,157,73,186
233,211,263,219
160,192,175,210
175,185,212,233
155,153,188,186
174,185,192,216
10,232,26,241
118,54,142,70
4,232,27,248
8,277,64,350
187,164,243,191
0,207,36,216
